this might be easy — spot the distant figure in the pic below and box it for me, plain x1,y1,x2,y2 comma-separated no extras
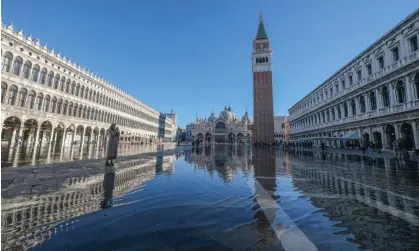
393,140,399,158
106,123,120,167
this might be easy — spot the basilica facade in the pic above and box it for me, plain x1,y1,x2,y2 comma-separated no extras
1,23,176,154
288,9,419,150
185,106,253,144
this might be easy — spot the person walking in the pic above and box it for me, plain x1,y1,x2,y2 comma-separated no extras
105,123,120,167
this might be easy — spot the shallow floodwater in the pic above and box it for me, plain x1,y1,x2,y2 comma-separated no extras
2,146,419,251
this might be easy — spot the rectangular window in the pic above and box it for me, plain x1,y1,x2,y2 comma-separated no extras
341,80,345,90
357,70,362,81
410,35,418,52
392,47,399,61
335,84,338,93
349,75,353,85
366,64,372,75
330,87,333,96
378,56,384,69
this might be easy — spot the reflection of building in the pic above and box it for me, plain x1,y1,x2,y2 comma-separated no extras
287,9,419,150
185,106,253,144
1,155,175,251
184,145,254,182
1,23,166,157
274,116,287,142
289,154,419,251
252,12,275,144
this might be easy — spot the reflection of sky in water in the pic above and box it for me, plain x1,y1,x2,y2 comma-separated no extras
2,146,419,251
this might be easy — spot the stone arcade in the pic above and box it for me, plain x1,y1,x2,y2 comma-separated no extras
288,9,419,150
1,24,176,156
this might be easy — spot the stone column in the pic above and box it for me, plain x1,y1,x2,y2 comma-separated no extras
412,120,419,150
364,93,370,112
355,96,361,115
347,100,352,117
394,123,401,139
10,128,18,147
340,103,344,119
375,88,381,110
405,75,413,104
380,125,388,149
60,129,67,152
34,128,41,148
96,133,101,155
79,127,85,154
389,82,396,107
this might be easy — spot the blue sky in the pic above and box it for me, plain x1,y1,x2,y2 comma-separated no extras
2,1,418,127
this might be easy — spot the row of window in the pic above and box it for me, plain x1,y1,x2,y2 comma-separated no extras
1,83,159,132
1,51,159,124
255,57,269,64
292,78,419,130
291,35,418,117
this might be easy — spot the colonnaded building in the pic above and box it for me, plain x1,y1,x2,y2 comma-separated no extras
288,9,419,150
0,23,176,154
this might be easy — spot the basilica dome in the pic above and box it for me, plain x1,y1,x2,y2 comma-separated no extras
241,111,252,124
208,111,217,123
219,106,237,122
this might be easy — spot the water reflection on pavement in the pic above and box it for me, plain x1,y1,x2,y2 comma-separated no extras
1,143,164,168
1,145,418,251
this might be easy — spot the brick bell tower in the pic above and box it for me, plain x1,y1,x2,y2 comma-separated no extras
252,11,274,144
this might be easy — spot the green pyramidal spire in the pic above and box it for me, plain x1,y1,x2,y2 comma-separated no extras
256,11,268,40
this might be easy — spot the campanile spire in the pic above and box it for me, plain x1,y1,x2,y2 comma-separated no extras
252,11,274,144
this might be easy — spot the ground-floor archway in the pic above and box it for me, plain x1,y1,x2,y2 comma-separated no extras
400,123,414,150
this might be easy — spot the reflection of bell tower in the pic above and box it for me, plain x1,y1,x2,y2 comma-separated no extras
252,11,275,144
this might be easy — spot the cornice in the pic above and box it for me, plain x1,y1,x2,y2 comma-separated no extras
289,8,419,111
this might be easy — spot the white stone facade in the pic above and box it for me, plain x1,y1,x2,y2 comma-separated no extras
288,9,419,150
274,116,287,142
1,24,169,151
186,106,253,144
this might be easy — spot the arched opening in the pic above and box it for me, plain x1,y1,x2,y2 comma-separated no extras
196,133,204,145
2,52,13,72
351,99,356,116
396,80,406,103
53,123,65,152
359,95,366,113
39,121,53,148
17,88,27,107
205,132,212,144
372,131,382,145
1,116,22,149
400,123,414,150
228,132,235,143
7,85,18,105
12,56,23,76
385,124,396,150
22,61,32,79
1,82,7,103
363,132,370,142
369,91,377,110
237,133,244,144
381,86,390,107
22,119,38,147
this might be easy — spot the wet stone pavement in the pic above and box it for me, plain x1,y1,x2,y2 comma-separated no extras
1,145,419,251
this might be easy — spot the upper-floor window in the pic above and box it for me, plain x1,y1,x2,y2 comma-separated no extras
357,70,362,81
341,80,345,90
378,56,384,70
366,64,372,75
410,35,418,53
349,75,353,85
330,87,333,97
391,47,399,61
335,84,339,93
